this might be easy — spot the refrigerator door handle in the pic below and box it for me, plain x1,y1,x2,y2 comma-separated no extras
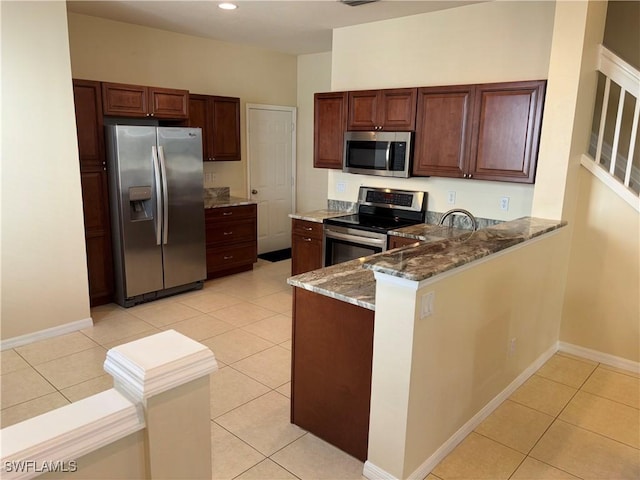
151,146,163,246
158,146,170,245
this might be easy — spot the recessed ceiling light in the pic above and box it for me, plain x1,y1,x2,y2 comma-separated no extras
218,2,238,10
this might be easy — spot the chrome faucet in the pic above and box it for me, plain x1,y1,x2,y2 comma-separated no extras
438,208,478,231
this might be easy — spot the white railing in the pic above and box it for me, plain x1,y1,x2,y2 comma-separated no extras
582,45,640,211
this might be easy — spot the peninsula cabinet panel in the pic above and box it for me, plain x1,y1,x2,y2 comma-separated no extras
347,88,417,131
412,85,474,177
314,92,348,169
388,235,421,249
102,82,189,119
291,288,374,461
189,94,241,162
469,80,546,183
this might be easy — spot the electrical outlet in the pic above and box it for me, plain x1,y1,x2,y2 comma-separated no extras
421,291,435,318
336,181,347,193
508,337,517,356
447,191,456,205
500,196,510,211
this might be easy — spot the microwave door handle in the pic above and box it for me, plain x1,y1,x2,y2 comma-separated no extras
385,142,391,171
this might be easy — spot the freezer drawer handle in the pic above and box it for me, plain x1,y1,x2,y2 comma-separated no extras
158,146,170,245
151,146,162,246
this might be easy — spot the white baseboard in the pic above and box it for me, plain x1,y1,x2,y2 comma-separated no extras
362,343,558,480
1,317,94,351
558,341,640,375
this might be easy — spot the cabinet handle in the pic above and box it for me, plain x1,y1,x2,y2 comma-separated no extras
463,173,468,178
468,173,473,178
223,255,234,260
223,212,233,216
303,227,313,231
303,238,312,242
223,231,233,235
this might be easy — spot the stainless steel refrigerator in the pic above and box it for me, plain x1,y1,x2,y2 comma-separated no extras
106,125,206,307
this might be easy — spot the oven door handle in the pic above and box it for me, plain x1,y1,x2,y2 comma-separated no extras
325,230,387,248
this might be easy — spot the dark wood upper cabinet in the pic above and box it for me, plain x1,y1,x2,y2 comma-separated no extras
469,80,546,183
413,85,474,178
102,82,189,119
189,94,241,162
313,91,348,169
413,80,546,183
72,79,114,307
347,88,417,131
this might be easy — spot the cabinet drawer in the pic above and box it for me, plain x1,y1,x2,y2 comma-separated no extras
206,219,255,245
292,219,323,240
206,244,256,273
205,204,256,221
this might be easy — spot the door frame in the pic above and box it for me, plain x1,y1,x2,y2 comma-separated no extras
245,103,297,217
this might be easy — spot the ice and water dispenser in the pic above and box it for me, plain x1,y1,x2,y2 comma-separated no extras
129,186,153,221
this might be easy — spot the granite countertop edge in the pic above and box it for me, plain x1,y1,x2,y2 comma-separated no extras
289,210,351,223
287,216,567,308
204,196,257,209
363,217,568,282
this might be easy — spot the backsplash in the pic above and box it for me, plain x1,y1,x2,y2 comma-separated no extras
425,211,503,230
204,187,230,201
327,198,501,230
327,199,357,212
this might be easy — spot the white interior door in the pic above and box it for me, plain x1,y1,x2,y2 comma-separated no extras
247,104,296,254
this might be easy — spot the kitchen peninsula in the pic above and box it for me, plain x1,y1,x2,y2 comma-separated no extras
287,216,566,470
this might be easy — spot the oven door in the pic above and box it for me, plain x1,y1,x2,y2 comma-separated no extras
324,225,387,267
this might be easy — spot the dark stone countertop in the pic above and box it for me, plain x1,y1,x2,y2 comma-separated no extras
287,217,567,309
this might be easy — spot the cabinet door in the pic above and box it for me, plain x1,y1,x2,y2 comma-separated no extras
413,85,474,177
74,79,114,306
348,88,417,131
314,92,348,169
347,90,379,130
80,171,113,304
291,235,324,275
73,80,106,169
149,87,189,119
189,95,209,160
379,88,417,131
469,80,545,183
101,82,148,117
209,96,241,161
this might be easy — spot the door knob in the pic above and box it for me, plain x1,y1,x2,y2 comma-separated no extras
251,189,258,194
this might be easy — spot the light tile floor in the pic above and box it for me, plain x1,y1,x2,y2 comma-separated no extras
1,258,639,479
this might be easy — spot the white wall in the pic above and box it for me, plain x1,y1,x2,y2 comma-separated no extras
329,1,555,220
296,52,332,212
1,1,91,340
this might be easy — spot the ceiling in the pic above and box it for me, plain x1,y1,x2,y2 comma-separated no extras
66,1,482,55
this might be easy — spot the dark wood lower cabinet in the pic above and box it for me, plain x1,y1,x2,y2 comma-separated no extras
291,219,324,275
291,288,374,461
205,204,257,279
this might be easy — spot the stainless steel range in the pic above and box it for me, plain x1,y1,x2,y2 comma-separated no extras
323,186,427,267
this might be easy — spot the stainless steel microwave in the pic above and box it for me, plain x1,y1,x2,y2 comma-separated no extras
343,131,413,178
